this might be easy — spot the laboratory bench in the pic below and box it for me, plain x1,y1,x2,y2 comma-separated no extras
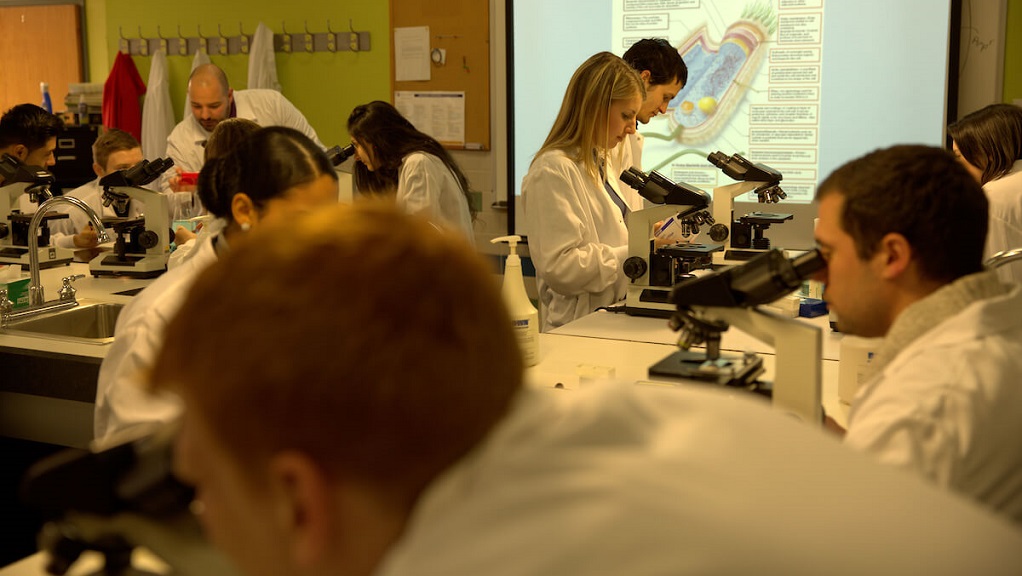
550,308,843,361
2,266,850,449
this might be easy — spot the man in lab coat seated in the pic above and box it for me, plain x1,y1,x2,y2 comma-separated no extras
0,103,62,193
815,144,1022,523
162,63,323,196
148,201,1022,576
45,129,197,255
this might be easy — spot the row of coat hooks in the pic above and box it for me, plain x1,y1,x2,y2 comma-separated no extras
118,20,372,56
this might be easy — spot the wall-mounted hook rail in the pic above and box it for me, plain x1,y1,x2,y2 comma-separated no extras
116,20,371,56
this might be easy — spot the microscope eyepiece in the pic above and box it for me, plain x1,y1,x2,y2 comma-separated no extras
619,167,647,190
707,151,730,169
619,167,710,210
100,157,175,189
326,144,356,167
707,151,783,185
791,248,826,278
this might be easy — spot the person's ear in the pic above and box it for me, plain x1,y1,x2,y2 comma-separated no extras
874,232,912,280
231,192,257,229
93,162,105,178
11,144,28,162
639,69,653,86
269,452,332,569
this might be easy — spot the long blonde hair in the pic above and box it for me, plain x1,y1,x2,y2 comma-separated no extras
534,52,644,182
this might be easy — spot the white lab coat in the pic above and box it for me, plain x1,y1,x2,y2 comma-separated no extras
168,217,225,270
397,152,474,243
845,280,1022,523
19,180,195,249
163,89,324,192
623,130,644,170
983,160,1022,283
247,22,281,92
94,235,219,442
375,384,1022,575
46,179,144,249
141,50,175,161
523,148,639,331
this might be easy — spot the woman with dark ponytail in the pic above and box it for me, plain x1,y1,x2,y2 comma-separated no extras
94,127,339,442
347,101,474,243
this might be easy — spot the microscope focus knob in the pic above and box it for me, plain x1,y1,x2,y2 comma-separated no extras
708,223,730,243
623,256,648,281
138,230,159,249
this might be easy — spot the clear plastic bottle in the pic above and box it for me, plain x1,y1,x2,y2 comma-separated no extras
40,82,52,113
77,94,89,125
491,235,539,366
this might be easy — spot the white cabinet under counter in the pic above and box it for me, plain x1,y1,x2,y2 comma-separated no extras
1,262,155,448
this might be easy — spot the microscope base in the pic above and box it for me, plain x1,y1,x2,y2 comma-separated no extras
624,287,677,318
712,248,774,267
90,254,167,279
649,349,765,389
0,245,73,270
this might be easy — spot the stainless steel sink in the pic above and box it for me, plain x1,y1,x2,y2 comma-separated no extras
2,301,125,345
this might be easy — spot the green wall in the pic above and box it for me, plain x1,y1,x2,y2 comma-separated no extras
94,0,391,146
1005,0,1022,102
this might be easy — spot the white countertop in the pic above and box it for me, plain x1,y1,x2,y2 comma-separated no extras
0,262,152,359
528,332,847,427
550,308,843,361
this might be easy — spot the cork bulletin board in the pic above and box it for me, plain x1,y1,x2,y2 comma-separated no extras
390,0,490,150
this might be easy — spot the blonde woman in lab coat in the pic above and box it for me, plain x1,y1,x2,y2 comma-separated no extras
94,127,338,442
948,103,1022,283
347,100,475,242
523,52,645,331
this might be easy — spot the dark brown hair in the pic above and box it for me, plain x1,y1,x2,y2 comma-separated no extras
948,103,1022,185
816,144,988,283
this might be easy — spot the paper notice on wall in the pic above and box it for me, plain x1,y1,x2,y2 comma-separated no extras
395,91,466,146
394,26,431,81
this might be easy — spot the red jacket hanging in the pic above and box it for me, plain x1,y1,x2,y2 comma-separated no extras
102,52,147,141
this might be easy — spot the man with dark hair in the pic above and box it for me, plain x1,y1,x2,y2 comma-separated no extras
0,103,64,178
620,38,687,169
0,104,66,220
814,144,1022,522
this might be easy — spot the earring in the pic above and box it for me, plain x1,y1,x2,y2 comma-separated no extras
240,222,251,232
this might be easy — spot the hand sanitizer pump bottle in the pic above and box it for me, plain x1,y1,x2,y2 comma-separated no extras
491,235,539,366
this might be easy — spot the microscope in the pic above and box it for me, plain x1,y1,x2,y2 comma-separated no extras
21,424,240,576
325,143,355,166
0,154,75,269
618,167,717,317
648,248,825,423
705,152,792,267
90,158,175,279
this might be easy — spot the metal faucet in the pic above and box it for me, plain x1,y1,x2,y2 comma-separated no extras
27,196,109,306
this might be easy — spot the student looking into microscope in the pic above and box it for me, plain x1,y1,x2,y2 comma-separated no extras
94,127,338,442
814,144,1022,523
522,52,644,331
347,100,475,242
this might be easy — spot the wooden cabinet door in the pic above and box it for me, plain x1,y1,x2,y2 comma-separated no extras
0,4,83,114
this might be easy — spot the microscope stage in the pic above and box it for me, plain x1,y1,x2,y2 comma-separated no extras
649,349,765,388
